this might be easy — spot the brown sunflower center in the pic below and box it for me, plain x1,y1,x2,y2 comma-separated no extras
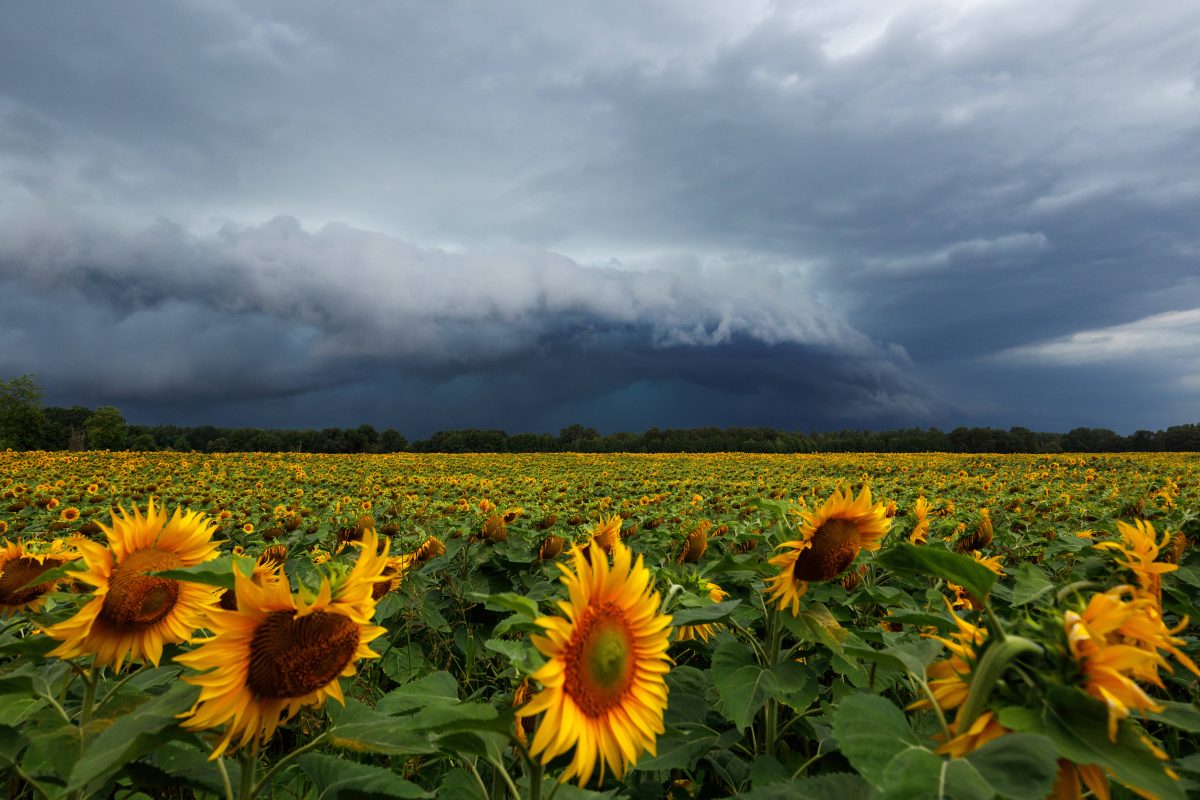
246,610,360,699
563,601,636,717
0,557,65,606
792,518,861,582
100,548,184,629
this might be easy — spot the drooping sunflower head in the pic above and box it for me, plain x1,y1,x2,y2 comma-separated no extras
177,542,389,758
675,521,709,564
517,538,672,786
591,514,622,553
765,486,892,614
413,535,446,563
0,538,76,617
45,501,222,670
909,496,930,544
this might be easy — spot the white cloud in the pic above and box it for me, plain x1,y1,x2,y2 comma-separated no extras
994,308,1200,365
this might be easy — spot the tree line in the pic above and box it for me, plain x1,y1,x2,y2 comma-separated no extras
3,374,1199,454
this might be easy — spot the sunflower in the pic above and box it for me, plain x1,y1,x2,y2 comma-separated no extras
591,514,622,553
177,528,390,757
1094,520,1176,604
1064,590,1168,741
909,496,930,544
765,486,891,614
675,580,728,643
45,502,221,670
935,711,1009,758
60,506,81,523
517,539,672,786
676,522,709,564
909,599,987,713
0,538,76,616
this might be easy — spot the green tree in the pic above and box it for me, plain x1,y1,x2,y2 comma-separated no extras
0,374,47,450
86,406,128,450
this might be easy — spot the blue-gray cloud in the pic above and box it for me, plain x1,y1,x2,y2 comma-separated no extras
1,1,1197,433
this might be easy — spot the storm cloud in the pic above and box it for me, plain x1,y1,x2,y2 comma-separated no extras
1,1,1197,434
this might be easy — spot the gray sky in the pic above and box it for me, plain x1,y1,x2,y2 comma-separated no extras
2,1,1198,435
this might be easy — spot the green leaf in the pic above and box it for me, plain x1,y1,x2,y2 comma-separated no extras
152,556,254,590
781,602,848,652
298,752,431,799
738,772,875,800
711,635,776,731
467,591,539,619
964,733,1058,800
66,681,200,792
16,558,83,590
670,598,741,627
375,671,459,715
482,638,545,676
875,544,997,600
634,724,731,771
1043,686,1184,800
0,724,28,770
380,642,427,684
1010,564,1055,606
328,700,438,756
1147,700,1200,733
831,692,922,788
438,768,487,800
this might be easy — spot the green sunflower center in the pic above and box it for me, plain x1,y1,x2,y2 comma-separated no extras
247,610,360,699
0,557,64,606
792,518,861,582
564,601,636,717
101,547,184,629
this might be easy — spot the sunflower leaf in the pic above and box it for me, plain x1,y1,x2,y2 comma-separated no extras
875,543,998,600
468,591,540,619
963,733,1058,800
1043,685,1185,800
16,558,82,591
670,599,740,627
1009,564,1055,606
298,751,432,798
152,556,254,590
65,681,199,792
737,772,874,800
711,635,778,732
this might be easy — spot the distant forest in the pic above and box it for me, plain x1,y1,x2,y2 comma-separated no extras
3,374,1199,454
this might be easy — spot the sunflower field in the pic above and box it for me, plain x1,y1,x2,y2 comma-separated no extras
0,451,1198,800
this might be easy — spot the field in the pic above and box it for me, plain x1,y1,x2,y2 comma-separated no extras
1,451,1198,799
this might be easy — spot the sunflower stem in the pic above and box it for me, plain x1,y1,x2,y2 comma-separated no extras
214,755,234,800
94,662,152,714
528,758,543,800
250,731,328,798
914,675,952,741
238,749,256,800
78,666,98,726
981,598,1007,643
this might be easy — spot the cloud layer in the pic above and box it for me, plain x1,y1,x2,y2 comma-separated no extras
1,1,1198,433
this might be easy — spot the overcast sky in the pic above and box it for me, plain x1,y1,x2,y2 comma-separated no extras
2,1,1198,436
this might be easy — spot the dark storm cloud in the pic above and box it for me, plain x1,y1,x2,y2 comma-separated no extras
1,1,1198,432
0,212,929,433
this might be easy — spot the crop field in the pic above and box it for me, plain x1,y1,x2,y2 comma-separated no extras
0,451,1198,799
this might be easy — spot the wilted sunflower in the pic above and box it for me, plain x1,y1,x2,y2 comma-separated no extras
177,528,390,757
0,538,76,616
765,486,892,614
517,539,672,786
45,502,221,670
